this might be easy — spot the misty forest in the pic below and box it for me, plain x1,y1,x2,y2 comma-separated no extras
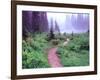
22,11,89,69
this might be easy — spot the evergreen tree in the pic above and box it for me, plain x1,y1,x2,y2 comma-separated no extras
49,18,55,40
22,11,33,39
55,20,60,34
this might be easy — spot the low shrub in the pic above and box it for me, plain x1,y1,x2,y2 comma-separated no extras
22,33,50,69
57,33,89,67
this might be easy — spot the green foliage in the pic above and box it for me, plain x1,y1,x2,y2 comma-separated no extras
64,33,89,52
57,33,89,67
51,39,60,45
22,33,50,69
22,50,50,68
22,32,89,68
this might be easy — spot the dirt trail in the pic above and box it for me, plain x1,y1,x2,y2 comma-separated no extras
48,47,62,67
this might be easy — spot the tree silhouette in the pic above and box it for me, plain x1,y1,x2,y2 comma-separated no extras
55,20,60,35
71,31,74,40
49,18,55,40
39,12,49,32
22,11,49,39
32,11,41,33
22,11,33,39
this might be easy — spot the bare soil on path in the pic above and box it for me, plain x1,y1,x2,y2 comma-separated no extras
48,47,62,67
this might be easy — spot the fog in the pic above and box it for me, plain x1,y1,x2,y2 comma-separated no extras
47,12,89,33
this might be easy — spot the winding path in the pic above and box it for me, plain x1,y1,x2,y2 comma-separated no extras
48,47,62,67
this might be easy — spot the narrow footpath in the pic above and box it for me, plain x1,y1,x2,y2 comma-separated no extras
48,47,62,67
